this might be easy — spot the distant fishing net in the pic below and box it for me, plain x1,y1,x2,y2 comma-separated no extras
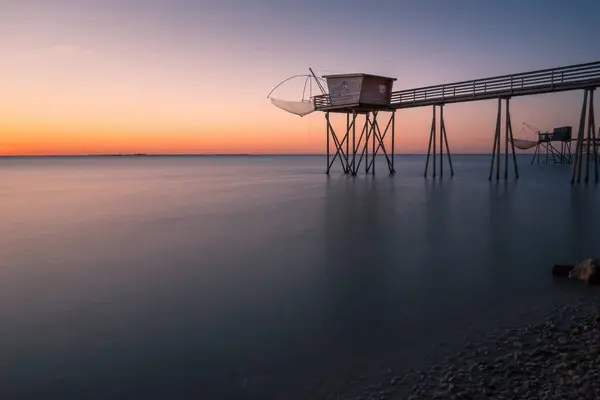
511,138,539,150
510,122,542,150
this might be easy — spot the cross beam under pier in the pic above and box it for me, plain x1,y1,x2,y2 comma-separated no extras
325,110,395,175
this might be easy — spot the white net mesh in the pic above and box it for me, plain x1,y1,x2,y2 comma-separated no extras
270,98,315,117
511,138,539,150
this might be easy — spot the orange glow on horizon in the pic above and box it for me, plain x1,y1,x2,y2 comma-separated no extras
0,115,501,156
0,40,589,156
1,84,582,156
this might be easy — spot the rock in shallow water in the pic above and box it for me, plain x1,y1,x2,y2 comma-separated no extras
569,258,600,284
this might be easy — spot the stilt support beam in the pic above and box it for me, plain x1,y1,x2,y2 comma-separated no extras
489,98,519,180
325,110,396,175
424,104,454,178
571,88,598,184
325,111,351,174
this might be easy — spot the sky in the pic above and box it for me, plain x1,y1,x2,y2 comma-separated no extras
1,0,599,155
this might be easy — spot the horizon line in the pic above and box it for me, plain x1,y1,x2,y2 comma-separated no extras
0,152,535,157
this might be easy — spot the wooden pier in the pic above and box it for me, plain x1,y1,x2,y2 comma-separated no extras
314,61,600,183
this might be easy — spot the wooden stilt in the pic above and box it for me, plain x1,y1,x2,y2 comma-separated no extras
531,145,538,164
507,99,519,179
326,113,353,174
372,113,395,173
496,100,501,181
365,114,370,174
433,105,437,178
572,90,588,185
423,104,454,178
591,92,598,183
586,91,593,183
352,111,356,175
440,105,444,177
424,108,435,177
371,111,377,175
391,111,396,174
326,112,330,174
577,92,588,183
346,113,350,173
353,113,370,173
504,99,509,180
441,115,454,176
489,99,501,180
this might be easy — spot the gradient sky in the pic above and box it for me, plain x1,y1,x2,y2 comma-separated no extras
1,0,600,155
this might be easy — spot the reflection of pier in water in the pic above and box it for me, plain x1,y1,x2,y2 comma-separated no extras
312,61,600,184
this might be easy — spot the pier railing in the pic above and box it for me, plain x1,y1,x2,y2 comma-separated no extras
313,95,332,110
313,61,600,110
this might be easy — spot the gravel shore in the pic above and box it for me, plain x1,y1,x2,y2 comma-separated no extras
319,292,600,400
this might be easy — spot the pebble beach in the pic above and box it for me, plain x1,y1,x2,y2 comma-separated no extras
318,290,600,400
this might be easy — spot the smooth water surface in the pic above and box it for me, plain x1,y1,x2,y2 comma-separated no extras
1,155,599,399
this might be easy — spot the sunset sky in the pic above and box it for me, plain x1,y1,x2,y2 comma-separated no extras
1,0,599,155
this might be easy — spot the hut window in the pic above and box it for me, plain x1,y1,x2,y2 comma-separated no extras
379,84,387,94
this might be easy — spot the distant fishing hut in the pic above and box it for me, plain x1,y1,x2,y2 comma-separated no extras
535,127,574,164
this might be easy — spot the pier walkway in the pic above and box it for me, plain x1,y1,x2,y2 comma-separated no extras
314,61,600,110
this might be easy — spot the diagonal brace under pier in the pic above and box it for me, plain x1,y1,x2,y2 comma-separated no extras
424,104,454,178
489,98,519,180
325,110,395,175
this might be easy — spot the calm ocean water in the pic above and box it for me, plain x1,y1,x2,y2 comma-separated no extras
1,155,599,399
